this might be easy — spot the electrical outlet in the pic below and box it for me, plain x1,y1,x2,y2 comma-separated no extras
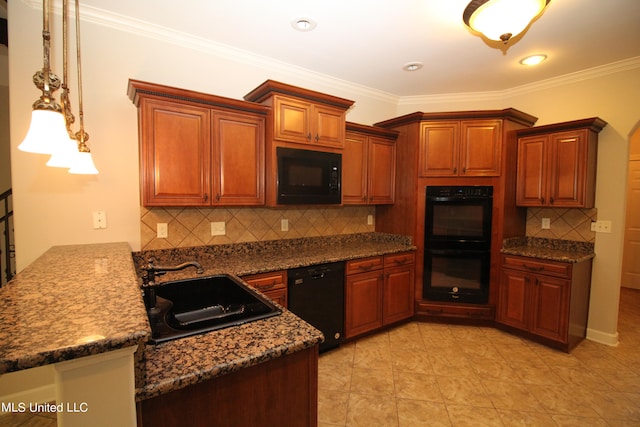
92,211,107,229
211,221,226,236
591,220,612,233
281,219,289,232
541,218,550,229
157,223,168,238
367,214,374,226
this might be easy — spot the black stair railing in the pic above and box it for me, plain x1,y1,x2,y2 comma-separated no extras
0,188,15,286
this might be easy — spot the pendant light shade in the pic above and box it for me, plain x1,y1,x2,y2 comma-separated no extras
45,135,78,168
68,151,99,175
18,109,71,154
463,0,550,43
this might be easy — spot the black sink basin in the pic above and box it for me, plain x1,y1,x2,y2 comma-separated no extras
143,275,282,343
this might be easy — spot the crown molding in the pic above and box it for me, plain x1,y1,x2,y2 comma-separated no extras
21,0,640,107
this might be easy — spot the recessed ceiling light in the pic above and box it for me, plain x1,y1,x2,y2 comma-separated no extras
291,18,317,32
519,54,547,66
403,62,423,72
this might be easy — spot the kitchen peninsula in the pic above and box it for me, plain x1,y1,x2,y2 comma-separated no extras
0,232,414,427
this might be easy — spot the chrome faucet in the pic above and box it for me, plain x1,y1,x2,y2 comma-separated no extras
141,257,205,285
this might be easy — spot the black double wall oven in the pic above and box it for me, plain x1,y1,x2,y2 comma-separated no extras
424,186,493,304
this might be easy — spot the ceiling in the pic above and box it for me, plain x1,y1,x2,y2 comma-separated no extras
41,0,640,96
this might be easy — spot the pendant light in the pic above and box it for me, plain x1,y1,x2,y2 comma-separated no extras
18,0,70,155
463,0,550,43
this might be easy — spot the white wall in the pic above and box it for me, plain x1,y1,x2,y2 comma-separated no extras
8,0,639,344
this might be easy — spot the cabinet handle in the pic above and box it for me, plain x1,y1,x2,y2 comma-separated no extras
215,193,221,201
204,193,208,202
523,265,544,272
550,197,554,204
259,281,277,290
462,167,466,174
307,133,312,141
315,133,320,142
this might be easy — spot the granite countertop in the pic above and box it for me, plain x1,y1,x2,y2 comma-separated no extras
501,237,595,263
0,242,150,373
133,232,415,400
0,233,414,401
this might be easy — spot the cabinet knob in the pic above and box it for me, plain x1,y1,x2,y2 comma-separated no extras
216,193,221,201
204,193,208,202
307,133,312,141
315,134,320,142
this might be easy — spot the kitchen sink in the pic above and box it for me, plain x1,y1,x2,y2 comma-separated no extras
143,274,282,343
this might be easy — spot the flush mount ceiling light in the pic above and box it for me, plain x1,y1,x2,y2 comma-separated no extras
463,0,550,43
403,62,423,72
520,54,547,66
291,18,317,32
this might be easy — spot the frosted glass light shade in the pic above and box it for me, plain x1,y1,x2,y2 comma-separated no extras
68,151,99,175
466,0,548,42
46,136,78,168
18,109,71,155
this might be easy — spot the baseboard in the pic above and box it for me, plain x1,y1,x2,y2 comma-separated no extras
586,327,620,347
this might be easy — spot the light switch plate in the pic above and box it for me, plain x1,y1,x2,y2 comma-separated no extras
92,211,107,229
157,223,168,238
281,219,289,232
211,221,226,236
367,214,374,225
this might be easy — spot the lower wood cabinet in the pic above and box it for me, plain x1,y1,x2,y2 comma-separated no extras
137,345,318,427
497,254,593,352
241,270,287,308
345,252,415,339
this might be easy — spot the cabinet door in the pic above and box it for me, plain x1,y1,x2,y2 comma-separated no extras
140,99,211,206
241,271,287,308
516,135,548,206
213,111,265,205
548,130,588,207
383,264,414,324
419,122,459,176
273,95,312,144
313,104,345,148
497,269,530,331
343,132,368,204
460,120,502,176
530,275,570,343
345,270,384,338
368,137,396,204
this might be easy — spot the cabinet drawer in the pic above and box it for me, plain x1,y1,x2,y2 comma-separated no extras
501,255,571,278
242,271,287,292
417,302,494,320
384,252,415,268
346,256,383,275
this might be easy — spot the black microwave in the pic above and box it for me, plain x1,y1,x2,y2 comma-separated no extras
276,147,341,205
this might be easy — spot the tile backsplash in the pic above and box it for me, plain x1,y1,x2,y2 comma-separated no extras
526,207,596,242
140,206,375,250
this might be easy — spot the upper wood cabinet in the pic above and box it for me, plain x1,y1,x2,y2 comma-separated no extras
516,118,607,208
128,80,269,207
419,119,502,177
244,80,354,149
344,123,398,205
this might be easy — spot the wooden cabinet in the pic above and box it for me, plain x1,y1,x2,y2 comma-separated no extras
497,254,593,352
244,80,354,149
419,120,502,177
516,117,607,208
241,270,287,308
128,80,269,207
344,123,398,205
345,252,415,339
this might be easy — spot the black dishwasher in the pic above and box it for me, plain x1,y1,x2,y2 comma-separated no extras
287,262,344,353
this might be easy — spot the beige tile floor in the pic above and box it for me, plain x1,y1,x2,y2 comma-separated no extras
318,287,640,427
1,288,638,427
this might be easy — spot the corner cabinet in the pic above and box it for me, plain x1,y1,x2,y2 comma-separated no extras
343,123,398,205
419,119,502,177
128,79,269,207
516,117,607,208
345,252,415,339
497,254,593,352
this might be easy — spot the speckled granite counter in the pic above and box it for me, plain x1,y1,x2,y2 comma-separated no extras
0,242,150,373
133,232,414,400
501,237,595,263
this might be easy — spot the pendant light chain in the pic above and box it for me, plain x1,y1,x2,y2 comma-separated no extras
74,0,90,150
